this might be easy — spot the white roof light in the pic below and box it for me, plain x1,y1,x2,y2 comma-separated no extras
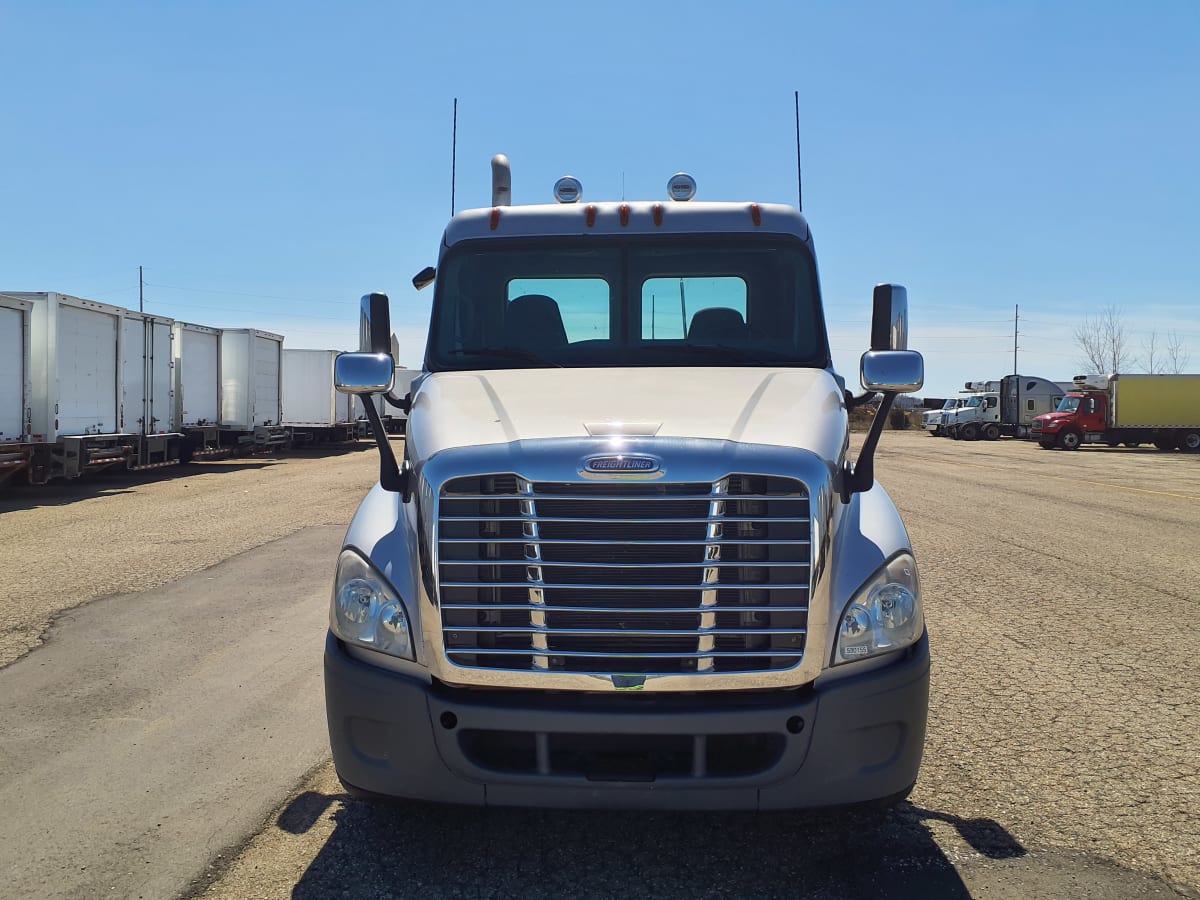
667,172,697,201
553,176,582,204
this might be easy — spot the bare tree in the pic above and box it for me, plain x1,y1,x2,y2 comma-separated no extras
1166,330,1191,374
1075,305,1135,374
1142,330,1161,373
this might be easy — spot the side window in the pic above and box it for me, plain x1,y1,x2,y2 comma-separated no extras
1027,399,1036,412
507,278,610,343
987,396,997,408
1084,398,1096,414
641,276,747,340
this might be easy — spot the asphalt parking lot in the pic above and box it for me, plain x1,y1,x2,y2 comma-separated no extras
1,432,1197,898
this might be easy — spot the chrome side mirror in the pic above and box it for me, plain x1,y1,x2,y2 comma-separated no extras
861,350,924,394
335,352,395,395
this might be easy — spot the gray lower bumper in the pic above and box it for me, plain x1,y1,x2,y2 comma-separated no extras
324,632,929,810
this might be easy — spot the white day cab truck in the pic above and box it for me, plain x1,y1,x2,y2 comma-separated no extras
1032,373,1200,451
323,159,928,810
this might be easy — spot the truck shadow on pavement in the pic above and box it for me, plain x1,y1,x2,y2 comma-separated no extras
285,792,1024,899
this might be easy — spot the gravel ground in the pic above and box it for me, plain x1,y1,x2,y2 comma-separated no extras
3,432,1198,898
0,446,377,668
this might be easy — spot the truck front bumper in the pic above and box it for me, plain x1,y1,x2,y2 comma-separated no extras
324,632,929,810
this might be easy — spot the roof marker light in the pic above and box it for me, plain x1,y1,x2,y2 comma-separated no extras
489,208,501,230
554,176,582,203
652,203,664,226
667,172,696,201
619,204,630,226
750,203,762,226
586,204,597,227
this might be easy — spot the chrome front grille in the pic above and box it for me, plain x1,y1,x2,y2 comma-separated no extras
436,474,811,675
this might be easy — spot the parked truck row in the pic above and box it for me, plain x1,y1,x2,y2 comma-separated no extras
0,291,418,485
929,375,1068,441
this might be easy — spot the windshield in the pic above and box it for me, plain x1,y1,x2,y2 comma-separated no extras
1057,396,1081,413
426,235,828,371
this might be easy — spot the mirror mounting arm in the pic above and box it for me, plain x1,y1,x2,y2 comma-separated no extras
360,393,410,498
844,388,879,411
841,390,897,503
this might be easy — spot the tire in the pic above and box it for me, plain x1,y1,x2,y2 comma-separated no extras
1106,439,1121,448
983,424,1001,441
961,423,979,441
950,427,963,440
1039,440,1055,450
1181,431,1200,453
1058,430,1082,451
1154,438,1176,451
1123,442,1141,448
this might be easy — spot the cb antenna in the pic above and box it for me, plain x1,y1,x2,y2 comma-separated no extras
450,97,458,216
794,90,803,211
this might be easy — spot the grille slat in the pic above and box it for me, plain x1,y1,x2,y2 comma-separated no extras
438,474,810,675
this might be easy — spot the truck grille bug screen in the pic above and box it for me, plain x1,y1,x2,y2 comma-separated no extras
436,475,811,675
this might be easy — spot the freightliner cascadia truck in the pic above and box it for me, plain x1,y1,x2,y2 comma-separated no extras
324,159,928,810
1032,373,1200,451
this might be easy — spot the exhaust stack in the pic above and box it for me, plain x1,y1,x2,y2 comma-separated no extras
491,154,512,206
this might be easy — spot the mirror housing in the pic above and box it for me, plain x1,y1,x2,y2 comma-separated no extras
861,350,924,394
360,293,392,354
335,352,395,396
870,284,908,351
412,267,436,291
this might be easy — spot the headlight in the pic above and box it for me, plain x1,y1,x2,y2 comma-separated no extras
331,549,413,659
834,553,922,665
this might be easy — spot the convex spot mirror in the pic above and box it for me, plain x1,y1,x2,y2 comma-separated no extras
861,350,924,394
335,352,395,395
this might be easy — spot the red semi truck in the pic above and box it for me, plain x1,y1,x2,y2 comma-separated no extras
1031,373,1200,451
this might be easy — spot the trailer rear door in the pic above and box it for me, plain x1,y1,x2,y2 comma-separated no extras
59,304,118,435
0,306,26,440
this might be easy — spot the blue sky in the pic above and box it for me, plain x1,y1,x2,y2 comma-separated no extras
2,1,1197,398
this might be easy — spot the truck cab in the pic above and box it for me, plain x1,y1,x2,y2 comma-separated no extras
1033,391,1107,449
325,163,928,810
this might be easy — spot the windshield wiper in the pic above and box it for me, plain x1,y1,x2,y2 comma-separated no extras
451,346,563,368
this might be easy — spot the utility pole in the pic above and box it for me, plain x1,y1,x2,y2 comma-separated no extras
1013,304,1020,434
1013,303,1019,375
139,265,144,313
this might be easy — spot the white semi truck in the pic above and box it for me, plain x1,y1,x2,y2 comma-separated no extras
323,160,929,811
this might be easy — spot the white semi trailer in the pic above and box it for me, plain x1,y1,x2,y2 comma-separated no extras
0,294,34,483
1,292,186,483
282,349,358,443
218,328,288,451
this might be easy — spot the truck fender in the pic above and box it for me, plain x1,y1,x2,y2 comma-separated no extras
341,483,428,667
824,484,916,663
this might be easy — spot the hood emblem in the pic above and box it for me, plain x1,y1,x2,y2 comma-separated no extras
584,455,660,474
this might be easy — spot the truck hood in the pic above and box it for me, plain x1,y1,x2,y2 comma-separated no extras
406,367,848,461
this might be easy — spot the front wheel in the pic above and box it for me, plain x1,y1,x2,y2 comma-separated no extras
983,424,1001,441
1181,431,1200,453
1058,430,1082,451
961,423,979,441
